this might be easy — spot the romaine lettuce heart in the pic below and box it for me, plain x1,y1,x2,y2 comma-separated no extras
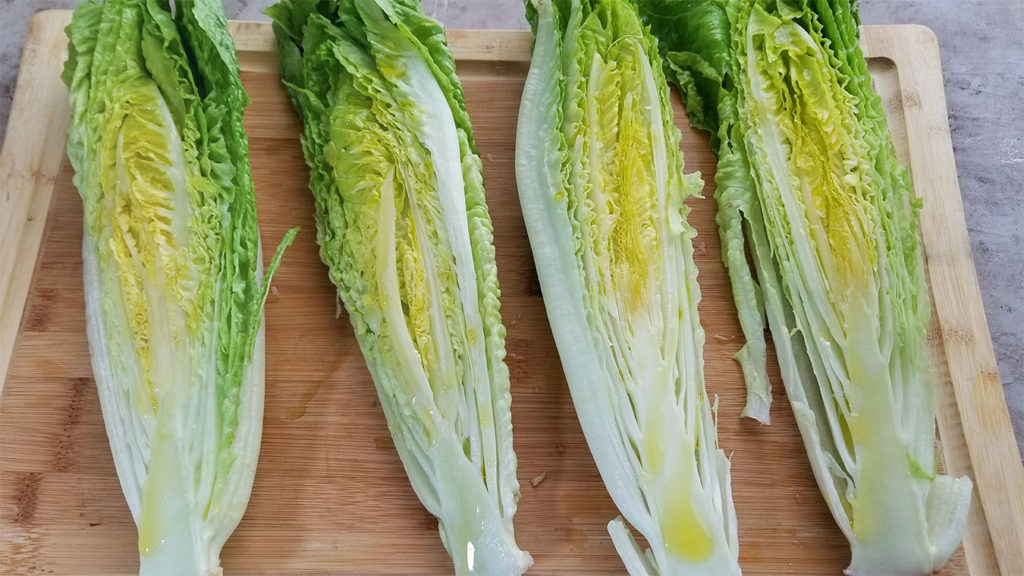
638,0,972,573
518,1,741,574
63,1,295,574
268,1,531,574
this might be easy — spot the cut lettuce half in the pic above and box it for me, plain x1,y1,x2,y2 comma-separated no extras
63,0,295,574
268,1,532,574
638,0,972,573
517,1,740,574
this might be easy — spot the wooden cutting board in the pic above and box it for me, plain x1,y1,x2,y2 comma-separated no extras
1,10,1021,576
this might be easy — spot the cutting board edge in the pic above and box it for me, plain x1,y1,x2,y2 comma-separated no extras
0,10,72,399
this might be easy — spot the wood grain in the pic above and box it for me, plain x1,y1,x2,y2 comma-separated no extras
1,11,1020,575
0,11,71,407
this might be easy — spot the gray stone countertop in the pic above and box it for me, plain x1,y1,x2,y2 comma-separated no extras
1,0,1021,453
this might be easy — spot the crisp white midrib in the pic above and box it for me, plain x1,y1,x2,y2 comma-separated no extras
582,52,644,461
399,162,460,425
631,37,681,567
117,88,208,574
576,49,652,489
745,35,858,477
389,39,502,501
608,517,657,576
196,270,220,541
635,36,697,438
376,169,440,436
582,53,641,450
191,277,217,545
83,233,147,523
745,83,859,541
634,37,677,377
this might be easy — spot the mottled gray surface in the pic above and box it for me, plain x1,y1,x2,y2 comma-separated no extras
1,0,1021,451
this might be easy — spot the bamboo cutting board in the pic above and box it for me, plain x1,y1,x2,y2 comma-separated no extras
1,11,1022,576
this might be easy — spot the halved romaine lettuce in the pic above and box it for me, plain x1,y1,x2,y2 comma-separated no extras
517,1,740,574
638,0,972,573
267,1,531,574
63,1,294,574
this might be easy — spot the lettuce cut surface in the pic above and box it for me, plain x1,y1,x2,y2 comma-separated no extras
638,0,972,573
268,1,532,574
63,0,295,574
516,1,741,574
